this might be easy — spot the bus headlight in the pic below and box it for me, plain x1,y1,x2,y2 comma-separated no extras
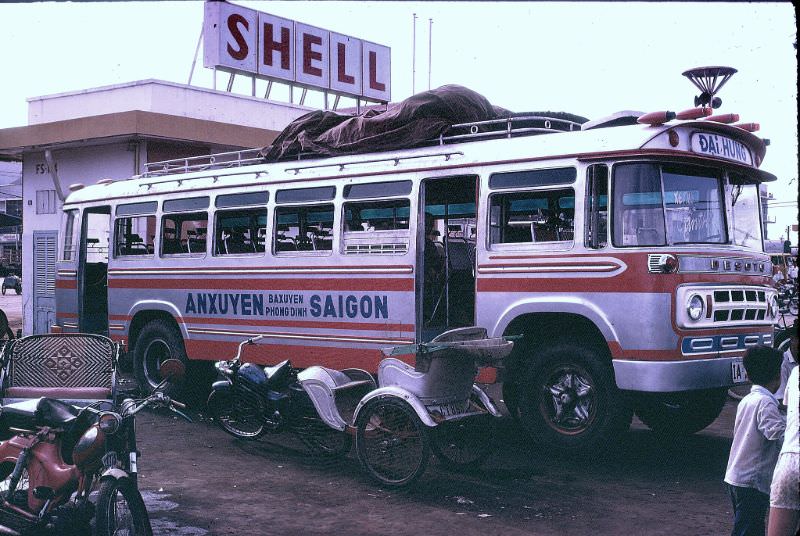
687,295,704,320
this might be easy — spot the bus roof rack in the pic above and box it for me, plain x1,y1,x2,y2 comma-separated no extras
435,114,584,145
142,148,264,178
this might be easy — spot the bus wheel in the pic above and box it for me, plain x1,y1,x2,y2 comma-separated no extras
133,320,188,398
517,343,631,452
634,388,727,436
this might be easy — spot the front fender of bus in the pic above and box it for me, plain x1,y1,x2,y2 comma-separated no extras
490,295,620,347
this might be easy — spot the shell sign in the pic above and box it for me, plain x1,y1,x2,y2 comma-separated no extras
203,0,391,102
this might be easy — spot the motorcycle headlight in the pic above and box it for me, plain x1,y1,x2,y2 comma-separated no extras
98,412,122,434
687,294,704,321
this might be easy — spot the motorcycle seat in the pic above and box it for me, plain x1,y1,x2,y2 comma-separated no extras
0,397,80,429
264,360,292,387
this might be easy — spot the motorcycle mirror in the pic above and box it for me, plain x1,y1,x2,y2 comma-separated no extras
159,359,186,381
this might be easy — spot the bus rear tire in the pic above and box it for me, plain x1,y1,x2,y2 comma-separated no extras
634,388,727,436
133,319,189,399
516,343,631,453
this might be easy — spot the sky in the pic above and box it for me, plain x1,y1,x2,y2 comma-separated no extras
0,1,797,240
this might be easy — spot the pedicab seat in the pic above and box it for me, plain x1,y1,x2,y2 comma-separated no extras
0,333,118,407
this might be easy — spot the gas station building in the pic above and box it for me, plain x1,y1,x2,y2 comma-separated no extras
0,79,308,335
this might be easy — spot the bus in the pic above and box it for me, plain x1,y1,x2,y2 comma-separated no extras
54,110,778,451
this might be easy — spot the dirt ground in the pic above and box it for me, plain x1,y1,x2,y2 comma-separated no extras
0,294,749,535
132,402,740,536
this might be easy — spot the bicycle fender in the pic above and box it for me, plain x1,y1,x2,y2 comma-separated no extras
353,387,438,428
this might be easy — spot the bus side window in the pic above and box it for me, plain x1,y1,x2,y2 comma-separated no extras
214,208,267,256
161,212,208,256
489,188,575,245
585,164,609,249
274,204,334,254
114,215,155,256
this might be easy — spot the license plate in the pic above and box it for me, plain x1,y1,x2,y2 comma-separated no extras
691,133,753,166
429,400,469,418
731,359,748,384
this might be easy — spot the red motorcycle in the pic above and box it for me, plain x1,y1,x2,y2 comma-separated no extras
0,360,188,536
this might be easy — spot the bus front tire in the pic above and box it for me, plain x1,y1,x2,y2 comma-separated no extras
516,343,631,452
133,320,189,399
634,388,728,436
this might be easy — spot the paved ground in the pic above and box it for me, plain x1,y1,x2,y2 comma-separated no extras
0,294,792,535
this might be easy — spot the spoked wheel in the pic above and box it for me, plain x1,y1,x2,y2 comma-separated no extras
95,478,153,536
355,397,430,488
431,396,494,469
294,414,353,458
207,388,265,440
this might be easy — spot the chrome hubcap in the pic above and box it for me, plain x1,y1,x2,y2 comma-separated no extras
543,368,595,432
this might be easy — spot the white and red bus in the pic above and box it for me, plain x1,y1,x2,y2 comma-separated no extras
54,110,778,450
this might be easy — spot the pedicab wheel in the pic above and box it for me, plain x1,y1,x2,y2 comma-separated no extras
207,388,265,440
295,412,353,458
431,396,494,469
355,397,430,488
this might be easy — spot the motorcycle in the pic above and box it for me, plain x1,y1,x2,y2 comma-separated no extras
0,359,189,536
776,279,799,316
207,336,375,457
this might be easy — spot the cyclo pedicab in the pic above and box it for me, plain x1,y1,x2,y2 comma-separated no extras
208,327,513,488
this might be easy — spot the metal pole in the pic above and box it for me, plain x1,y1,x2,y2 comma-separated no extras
188,23,203,85
428,18,433,90
412,13,417,94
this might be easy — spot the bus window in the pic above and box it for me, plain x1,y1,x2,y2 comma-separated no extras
215,208,268,255
274,204,334,253
343,199,410,232
161,212,208,256
489,188,575,245
114,215,155,256
61,209,78,261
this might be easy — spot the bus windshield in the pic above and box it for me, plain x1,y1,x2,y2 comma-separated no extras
612,163,728,247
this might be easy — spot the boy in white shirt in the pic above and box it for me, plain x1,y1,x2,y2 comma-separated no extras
724,346,786,536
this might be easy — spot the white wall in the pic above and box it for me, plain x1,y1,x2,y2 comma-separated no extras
22,142,134,334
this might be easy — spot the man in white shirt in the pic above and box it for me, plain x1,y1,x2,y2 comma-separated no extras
768,365,799,535
775,320,798,403
724,346,786,536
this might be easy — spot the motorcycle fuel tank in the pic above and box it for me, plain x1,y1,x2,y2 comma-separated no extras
237,363,268,390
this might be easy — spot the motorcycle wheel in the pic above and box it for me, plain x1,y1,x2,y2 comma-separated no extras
430,395,494,470
355,397,430,488
95,478,153,536
790,300,799,316
207,388,265,440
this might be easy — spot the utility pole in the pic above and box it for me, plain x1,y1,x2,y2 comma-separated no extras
428,18,433,90
412,13,417,94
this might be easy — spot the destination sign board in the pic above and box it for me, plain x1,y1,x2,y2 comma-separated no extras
203,0,391,102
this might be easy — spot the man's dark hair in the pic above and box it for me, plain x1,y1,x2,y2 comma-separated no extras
743,346,783,386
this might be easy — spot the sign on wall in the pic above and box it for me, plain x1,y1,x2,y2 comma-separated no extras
203,0,391,102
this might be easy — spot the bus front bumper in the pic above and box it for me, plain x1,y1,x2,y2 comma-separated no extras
613,355,750,393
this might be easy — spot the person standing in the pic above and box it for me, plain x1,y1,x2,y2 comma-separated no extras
768,365,799,536
725,346,786,536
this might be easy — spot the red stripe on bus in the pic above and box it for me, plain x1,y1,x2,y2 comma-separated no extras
55,279,77,289
184,339,396,371
109,265,413,273
56,312,78,318
107,277,414,291
178,316,415,332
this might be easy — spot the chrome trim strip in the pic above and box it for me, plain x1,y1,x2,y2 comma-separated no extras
186,327,413,345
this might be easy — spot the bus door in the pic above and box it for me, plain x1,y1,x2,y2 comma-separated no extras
78,206,111,334
419,175,478,340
